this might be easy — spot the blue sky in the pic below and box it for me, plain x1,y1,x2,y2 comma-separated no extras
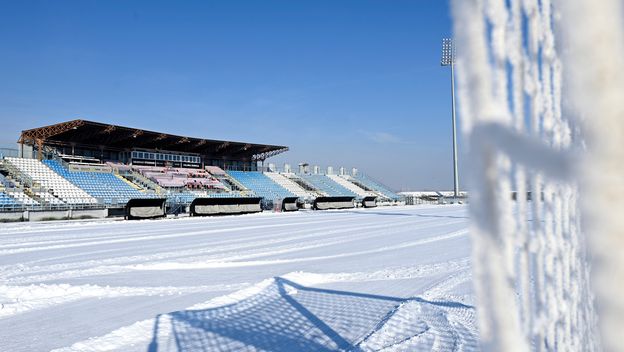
0,0,461,191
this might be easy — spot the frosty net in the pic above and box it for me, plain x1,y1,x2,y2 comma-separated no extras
452,0,624,351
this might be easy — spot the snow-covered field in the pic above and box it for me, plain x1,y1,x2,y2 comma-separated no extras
0,205,477,351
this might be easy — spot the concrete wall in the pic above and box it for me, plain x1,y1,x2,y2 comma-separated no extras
0,212,24,222
26,210,69,222
70,208,108,219
2,208,109,222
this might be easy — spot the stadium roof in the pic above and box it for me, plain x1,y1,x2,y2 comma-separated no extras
18,119,289,161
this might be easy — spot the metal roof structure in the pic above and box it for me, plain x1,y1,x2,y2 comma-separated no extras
18,119,289,161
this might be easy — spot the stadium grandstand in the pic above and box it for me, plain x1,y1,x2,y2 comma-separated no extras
0,119,403,218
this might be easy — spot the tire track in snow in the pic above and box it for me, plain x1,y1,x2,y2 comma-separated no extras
0,282,250,319
0,213,371,248
0,206,463,247
0,215,437,278
128,229,469,271
5,219,463,284
0,208,413,240
19,213,459,269
0,217,376,255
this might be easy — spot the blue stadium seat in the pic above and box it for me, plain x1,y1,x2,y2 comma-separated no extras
227,171,294,200
352,174,401,200
301,174,357,197
44,160,151,205
0,191,20,209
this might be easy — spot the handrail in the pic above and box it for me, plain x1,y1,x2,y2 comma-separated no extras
128,170,167,195
220,173,249,193
0,159,38,189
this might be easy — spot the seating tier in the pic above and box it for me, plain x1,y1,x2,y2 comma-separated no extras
44,160,149,205
227,171,294,200
301,174,357,197
5,158,97,204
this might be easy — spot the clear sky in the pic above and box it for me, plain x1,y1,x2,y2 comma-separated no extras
0,0,462,191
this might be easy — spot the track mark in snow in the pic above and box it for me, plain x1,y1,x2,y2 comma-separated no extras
127,229,469,271
0,214,368,248
284,258,471,285
0,216,426,280
0,283,249,318
0,218,363,255
4,220,465,285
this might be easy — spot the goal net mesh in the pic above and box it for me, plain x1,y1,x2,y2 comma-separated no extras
452,0,624,350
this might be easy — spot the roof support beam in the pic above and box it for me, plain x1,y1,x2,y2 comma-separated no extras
19,119,86,144
253,147,289,161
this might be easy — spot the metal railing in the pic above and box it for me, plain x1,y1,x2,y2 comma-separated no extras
127,170,167,195
0,202,107,213
0,159,39,189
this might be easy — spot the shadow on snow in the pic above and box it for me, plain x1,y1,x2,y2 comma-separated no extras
147,277,476,352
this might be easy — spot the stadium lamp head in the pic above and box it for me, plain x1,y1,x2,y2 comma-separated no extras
441,38,456,66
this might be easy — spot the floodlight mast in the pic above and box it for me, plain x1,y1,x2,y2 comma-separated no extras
441,38,459,199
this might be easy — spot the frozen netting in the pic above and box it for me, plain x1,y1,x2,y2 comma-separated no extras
451,0,624,350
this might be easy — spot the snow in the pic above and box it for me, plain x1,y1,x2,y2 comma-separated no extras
451,0,597,350
0,205,476,351
557,1,624,350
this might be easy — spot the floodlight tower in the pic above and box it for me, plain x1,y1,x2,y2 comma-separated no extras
441,38,459,199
